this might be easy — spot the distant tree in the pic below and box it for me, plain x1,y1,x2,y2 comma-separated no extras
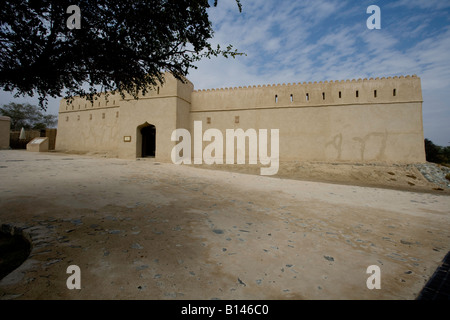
442,146,450,164
0,0,243,110
424,139,441,163
0,103,58,130
424,139,450,164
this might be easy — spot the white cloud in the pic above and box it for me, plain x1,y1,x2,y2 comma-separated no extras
387,0,450,10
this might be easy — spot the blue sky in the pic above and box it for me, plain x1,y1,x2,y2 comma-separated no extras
188,0,450,146
1,0,449,146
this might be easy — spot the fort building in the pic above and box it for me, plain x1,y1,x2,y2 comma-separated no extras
56,73,426,164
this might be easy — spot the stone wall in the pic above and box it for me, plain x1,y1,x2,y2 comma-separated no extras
56,94,121,156
9,130,41,150
190,75,425,163
55,74,426,163
0,116,10,149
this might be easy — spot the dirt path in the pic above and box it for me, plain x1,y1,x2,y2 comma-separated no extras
0,150,449,300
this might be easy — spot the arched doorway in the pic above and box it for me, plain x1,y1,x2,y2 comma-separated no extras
139,124,156,157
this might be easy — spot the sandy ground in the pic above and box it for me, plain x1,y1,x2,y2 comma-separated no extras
0,149,449,300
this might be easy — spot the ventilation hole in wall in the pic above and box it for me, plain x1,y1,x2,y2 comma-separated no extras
206,117,211,124
339,91,342,99
66,106,68,111
374,90,377,98
356,90,359,98
66,116,69,122
157,87,160,95
77,115,80,121
235,116,240,124
78,104,80,109
85,103,87,108
98,102,100,107
306,93,309,101
393,89,397,96
275,95,278,103
322,92,325,100
116,112,119,118
89,114,92,120
102,113,105,119
113,100,115,105
72,105,74,110
290,94,293,102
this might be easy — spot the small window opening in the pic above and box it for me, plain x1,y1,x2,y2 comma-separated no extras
306,93,309,101
339,91,342,99
157,87,160,95
393,89,397,96
206,117,211,124
290,94,293,102
275,95,278,103
356,90,359,98
322,92,326,100
374,90,377,98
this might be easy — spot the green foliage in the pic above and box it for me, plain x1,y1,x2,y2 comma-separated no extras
0,0,244,110
0,103,58,130
424,139,450,164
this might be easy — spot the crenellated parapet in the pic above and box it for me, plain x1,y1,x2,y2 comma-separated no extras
58,73,194,114
191,75,422,112
59,92,122,113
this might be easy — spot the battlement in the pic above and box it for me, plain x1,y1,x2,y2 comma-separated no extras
191,75,422,112
193,75,419,92
59,92,122,113
59,72,193,114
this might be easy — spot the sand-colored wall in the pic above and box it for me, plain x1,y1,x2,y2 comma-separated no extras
190,102,424,163
191,75,422,111
190,75,425,163
56,95,121,156
55,74,425,163
117,97,178,160
0,116,10,149
56,73,194,161
116,74,193,160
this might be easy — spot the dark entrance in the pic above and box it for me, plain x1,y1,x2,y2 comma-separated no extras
141,125,156,157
